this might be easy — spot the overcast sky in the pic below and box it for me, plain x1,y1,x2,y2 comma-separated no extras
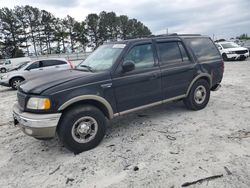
1,0,250,39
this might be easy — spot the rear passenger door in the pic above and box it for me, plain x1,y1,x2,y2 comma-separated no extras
156,40,196,99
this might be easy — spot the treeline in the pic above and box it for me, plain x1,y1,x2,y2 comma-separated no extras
0,6,151,58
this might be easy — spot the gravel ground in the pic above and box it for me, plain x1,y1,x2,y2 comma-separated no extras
0,60,250,188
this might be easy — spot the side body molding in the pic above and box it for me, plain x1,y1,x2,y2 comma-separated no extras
58,95,114,119
185,73,212,96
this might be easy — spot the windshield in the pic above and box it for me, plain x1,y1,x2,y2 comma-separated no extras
221,42,239,49
76,44,125,72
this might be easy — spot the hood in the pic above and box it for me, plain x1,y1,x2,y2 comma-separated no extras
19,69,93,94
225,47,248,52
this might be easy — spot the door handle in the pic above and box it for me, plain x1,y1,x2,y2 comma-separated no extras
101,83,112,88
149,73,159,80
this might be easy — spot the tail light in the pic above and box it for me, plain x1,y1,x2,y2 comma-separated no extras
68,60,74,69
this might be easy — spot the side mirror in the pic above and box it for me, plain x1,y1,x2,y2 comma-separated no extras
122,60,135,73
218,47,222,50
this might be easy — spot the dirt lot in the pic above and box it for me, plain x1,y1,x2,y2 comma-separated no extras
0,60,250,188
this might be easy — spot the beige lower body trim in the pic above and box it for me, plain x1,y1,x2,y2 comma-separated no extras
115,95,185,117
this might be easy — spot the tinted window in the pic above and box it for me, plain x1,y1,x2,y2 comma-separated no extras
185,38,221,61
42,60,66,67
157,42,182,64
124,44,154,70
26,61,40,70
178,42,190,62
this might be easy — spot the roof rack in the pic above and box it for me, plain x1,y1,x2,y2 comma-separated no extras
178,34,201,36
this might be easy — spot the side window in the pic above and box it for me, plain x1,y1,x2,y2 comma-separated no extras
124,44,154,70
42,60,66,67
178,42,190,62
185,38,221,61
157,42,182,65
26,61,40,70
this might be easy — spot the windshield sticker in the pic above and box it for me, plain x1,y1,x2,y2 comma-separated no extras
112,44,126,49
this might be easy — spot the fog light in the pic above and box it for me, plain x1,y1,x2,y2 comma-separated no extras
25,128,33,135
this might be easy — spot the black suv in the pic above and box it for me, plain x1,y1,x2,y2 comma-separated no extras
13,34,223,153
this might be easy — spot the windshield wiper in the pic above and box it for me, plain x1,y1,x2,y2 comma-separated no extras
77,65,94,72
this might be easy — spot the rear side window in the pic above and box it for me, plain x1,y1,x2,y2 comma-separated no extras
42,60,66,67
185,38,221,61
157,42,185,65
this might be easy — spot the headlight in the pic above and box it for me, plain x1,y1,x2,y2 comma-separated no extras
1,74,9,79
27,97,51,110
226,51,235,54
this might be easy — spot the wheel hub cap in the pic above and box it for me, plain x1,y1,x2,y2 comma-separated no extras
194,85,206,104
71,116,98,143
77,123,90,134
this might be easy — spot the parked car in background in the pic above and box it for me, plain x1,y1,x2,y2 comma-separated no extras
0,58,73,89
241,40,250,51
216,41,249,61
0,57,31,73
13,34,224,153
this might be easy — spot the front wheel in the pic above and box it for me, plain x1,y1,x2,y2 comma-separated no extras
57,105,107,154
10,77,24,90
184,79,210,110
0,68,6,73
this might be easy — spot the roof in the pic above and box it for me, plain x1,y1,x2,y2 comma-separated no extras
106,34,208,44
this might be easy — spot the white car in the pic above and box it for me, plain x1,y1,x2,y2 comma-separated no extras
0,58,73,89
0,57,32,73
216,42,249,61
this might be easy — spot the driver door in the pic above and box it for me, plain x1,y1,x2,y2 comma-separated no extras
112,42,162,113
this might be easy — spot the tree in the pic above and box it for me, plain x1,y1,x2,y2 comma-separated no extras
73,21,88,52
64,15,77,52
41,10,56,54
237,34,250,40
14,6,30,56
86,13,100,49
53,18,68,53
0,7,25,58
0,5,152,55
24,5,40,56
118,15,130,39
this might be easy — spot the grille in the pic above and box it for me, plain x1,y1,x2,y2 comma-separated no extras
17,91,26,110
235,50,248,54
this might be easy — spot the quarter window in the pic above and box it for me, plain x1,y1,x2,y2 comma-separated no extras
124,44,154,70
185,38,221,61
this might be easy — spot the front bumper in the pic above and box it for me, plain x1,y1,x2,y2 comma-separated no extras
0,79,10,87
13,103,61,138
226,52,249,60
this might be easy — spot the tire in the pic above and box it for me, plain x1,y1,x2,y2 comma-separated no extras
0,68,6,73
10,77,24,90
184,79,210,111
57,105,107,154
222,53,228,61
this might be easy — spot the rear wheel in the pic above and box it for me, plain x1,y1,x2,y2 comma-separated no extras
10,77,24,90
184,79,210,110
57,105,107,154
0,68,6,73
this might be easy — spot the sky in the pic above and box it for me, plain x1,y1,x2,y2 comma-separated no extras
1,0,250,40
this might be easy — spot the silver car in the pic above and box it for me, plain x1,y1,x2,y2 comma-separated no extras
0,58,73,89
